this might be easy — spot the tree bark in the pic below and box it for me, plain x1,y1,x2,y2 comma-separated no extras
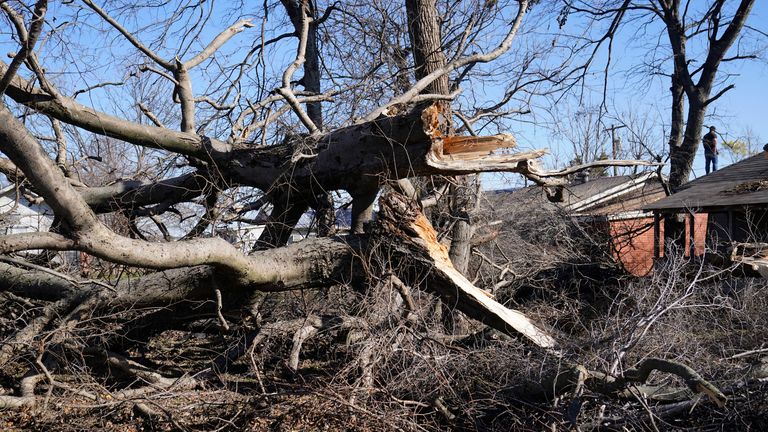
278,0,336,240
667,70,684,157
668,96,707,189
281,0,322,129
376,193,557,348
447,178,476,274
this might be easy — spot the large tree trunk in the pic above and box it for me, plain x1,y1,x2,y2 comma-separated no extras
447,177,477,274
405,0,449,96
660,0,756,191
668,95,707,190
281,0,322,129
0,193,557,350
264,0,333,244
667,71,684,160
665,91,706,247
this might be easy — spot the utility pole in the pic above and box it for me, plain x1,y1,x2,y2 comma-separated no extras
605,124,626,176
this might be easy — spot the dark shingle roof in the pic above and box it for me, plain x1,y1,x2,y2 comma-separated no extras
644,152,768,211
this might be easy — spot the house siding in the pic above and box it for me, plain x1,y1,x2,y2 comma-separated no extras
655,213,709,258
0,200,53,234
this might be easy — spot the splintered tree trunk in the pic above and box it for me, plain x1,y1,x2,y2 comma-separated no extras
405,0,475,277
731,242,768,277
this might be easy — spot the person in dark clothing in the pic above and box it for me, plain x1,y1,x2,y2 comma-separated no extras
702,126,718,174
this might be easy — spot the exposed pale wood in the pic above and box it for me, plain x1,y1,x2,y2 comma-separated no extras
442,134,517,157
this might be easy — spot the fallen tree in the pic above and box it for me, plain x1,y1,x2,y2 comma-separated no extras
4,1,748,430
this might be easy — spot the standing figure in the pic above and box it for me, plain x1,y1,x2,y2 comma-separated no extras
702,126,718,174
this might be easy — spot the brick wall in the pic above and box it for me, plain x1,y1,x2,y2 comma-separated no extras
685,213,709,256
608,217,656,276
606,213,710,277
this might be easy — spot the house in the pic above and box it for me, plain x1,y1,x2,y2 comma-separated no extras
490,171,668,276
220,207,354,251
644,150,768,259
0,185,54,234
0,185,91,272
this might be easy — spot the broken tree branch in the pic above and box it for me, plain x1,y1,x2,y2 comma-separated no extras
377,192,558,349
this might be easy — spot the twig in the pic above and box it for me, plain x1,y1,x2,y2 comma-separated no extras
726,346,768,360
215,288,230,331
72,81,124,98
82,0,173,70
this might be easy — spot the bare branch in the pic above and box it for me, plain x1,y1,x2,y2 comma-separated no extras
173,61,196,132
71,81,124,99
0,0,47,96
138,103,166,128
82,0,173,70
184,19,254,69
704,83,735,105
0,60,217,156
138,64,179,85
276,4,320,134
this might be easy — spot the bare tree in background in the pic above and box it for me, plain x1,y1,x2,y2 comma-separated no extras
564,0,759,190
